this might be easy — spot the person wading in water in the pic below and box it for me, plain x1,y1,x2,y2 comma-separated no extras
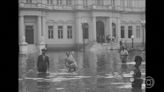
65,52,77,72
120,47,129,74
131,55,143,92
37,48,50,76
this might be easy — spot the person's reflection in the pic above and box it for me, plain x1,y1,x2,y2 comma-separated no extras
131,56,143,92
96,78,109,92
74,51,83,70
121,63,128,74
88,51,97,74
20,79,27,92
96,54,106,75
83,51,90,68
37,81,50,92
37,73,50,92
109,50,121,74
37,72,49,78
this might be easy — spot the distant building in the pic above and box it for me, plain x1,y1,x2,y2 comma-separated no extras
19,0,145,50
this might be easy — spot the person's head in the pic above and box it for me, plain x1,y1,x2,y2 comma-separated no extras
41,48,47,55
122,46,125,50
134,55,142,67
66,52,70,57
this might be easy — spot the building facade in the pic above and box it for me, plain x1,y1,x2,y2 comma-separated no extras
19,0,145,51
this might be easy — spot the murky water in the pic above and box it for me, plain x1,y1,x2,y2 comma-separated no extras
19,49,145,92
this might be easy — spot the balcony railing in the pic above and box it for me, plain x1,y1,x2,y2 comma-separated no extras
19,0,145,12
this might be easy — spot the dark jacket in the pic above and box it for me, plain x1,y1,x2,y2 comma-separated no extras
132,67,143,89
37,55,49,73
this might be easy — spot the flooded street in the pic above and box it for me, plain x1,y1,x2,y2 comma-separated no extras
19,49,145,92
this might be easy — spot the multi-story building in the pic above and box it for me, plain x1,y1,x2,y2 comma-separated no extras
19,0,145,51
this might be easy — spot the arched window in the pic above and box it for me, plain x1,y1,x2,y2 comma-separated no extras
121,26,125,38
66,0,72,6
47,0,53,4
48,26,54,39
136,25,141,38
67,26,73,39
58,26,63,39
128,26,133,38
96,21,105,43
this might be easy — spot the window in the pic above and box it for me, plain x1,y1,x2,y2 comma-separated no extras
111,0,115,6
82,23,89,39
25,25,34,44
128,26,133,38
112,23,116,38
58,26,63,39
67,26,73,39
121,26,125,38
26,0,32,3
97,0,104,6
136,25,140,38
47,0,53,4
83,0,88,7
48,26,54,39
57,0,62,5
66,0,72,6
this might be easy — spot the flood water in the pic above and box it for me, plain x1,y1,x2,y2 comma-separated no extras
19,49,145,92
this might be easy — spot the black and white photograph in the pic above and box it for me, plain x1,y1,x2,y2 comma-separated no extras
18,0,146,92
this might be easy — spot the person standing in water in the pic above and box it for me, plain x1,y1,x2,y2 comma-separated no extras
131,55,143,92
37,48,49,75
120,47,129,74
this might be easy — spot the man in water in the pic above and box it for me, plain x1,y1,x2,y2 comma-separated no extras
120,47,129,73
131,56,143,92
37,48,49,75
65,51,77,72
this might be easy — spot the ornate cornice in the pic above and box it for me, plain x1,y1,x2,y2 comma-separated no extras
46,20,74,25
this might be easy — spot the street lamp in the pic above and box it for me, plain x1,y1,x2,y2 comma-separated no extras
141,20,145,49
131,35,134,49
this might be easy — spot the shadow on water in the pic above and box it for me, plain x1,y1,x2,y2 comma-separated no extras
37,81,50,92
96,78,111,92
36,73,50,92
97,54,106,75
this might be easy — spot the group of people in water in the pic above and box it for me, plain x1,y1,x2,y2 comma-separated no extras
119,44,143,91
37,45,143,91
37,46,142,75
37,48,78,74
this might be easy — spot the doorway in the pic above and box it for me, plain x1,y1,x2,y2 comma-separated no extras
25,25,34,44
96,21,105,43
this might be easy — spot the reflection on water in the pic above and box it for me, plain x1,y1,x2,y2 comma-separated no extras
19,49,145,92
37,81,50,92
